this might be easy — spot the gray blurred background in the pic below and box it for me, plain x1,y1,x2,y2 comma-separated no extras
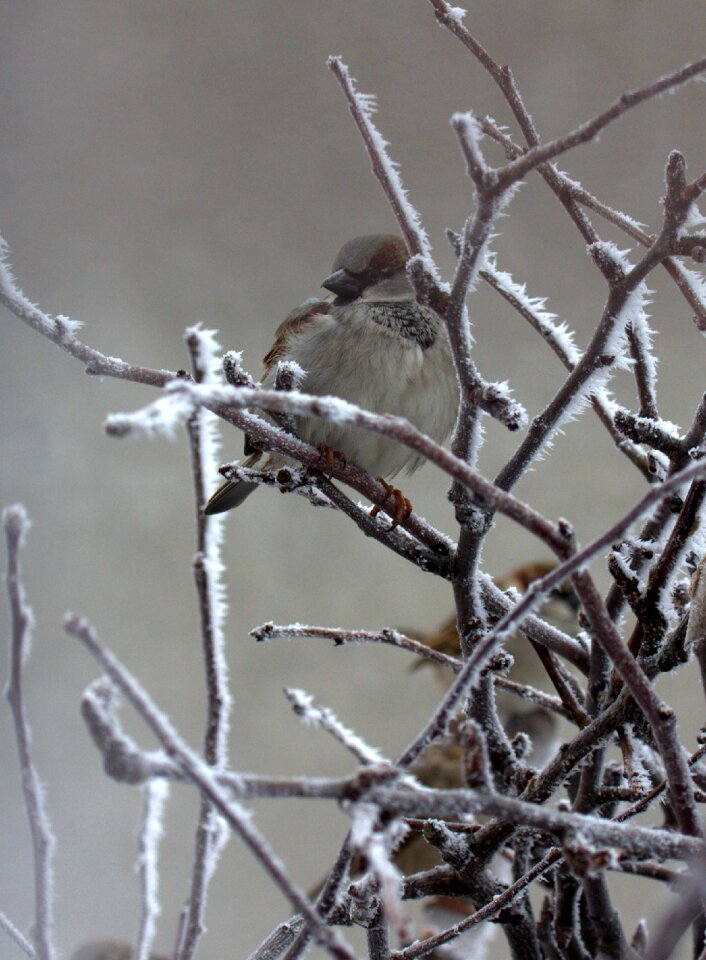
1,2,705,958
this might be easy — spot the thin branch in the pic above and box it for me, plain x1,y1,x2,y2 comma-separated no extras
284,688,389,767
479,116,706,329
253,622,463,669
177,326,232,960
312,476,453,578
428,0,706,169
3,506,56,960
0,912,36,960
0,241,173,388
326,58,434,266
253,622,571,720
395,456,706,772
110,379,567,554
134,780,170,960
492,55,706,187
395,849,558,960
480,573,589,672
477,254,650,477
65,615,357,960
626,320,659,420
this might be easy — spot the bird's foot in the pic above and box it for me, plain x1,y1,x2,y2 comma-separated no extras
421,896,477,919
317,444,347,471
370,478,412,529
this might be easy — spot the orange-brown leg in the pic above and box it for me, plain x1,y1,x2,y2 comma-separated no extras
370,477,412,528
317,443,347,470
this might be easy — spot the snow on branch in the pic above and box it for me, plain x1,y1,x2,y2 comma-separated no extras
134,779,170,960
284,688,390,767
3,506,56,960
5,11,706,960
65,615,357,960
327,58,435,269
107,378,565,553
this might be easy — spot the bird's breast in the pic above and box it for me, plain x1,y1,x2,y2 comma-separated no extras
276,304,458,476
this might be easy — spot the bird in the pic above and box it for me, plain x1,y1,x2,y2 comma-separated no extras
204,234,459,516
412,561,581,770
70,941,166,960
386,562,581,912
308,563,580,904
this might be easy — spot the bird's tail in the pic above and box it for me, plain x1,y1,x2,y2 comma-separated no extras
203,478,258,514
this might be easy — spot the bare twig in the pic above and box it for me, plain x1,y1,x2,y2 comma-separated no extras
3,506,56,960
253,622,571,719
134,779,170,960
326,57,434,266
284,688,389,767
110,379,567,554
396,456,706,772
363,783,704,862
428,0,706,166
65,615,357,960
479,116,706,329
477,254,650,477
177,327,232,960
0,912,35,960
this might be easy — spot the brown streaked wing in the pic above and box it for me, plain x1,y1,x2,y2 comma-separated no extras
262,298,331,374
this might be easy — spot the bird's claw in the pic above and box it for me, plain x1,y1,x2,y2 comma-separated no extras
318,444,347,470
370,478,412,529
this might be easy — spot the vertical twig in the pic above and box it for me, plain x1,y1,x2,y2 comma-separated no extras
177,326,232,960
134,779,170,960
3,506,56,960
65,614,357,960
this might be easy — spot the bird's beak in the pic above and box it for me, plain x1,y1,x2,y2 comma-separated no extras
321,268,362,300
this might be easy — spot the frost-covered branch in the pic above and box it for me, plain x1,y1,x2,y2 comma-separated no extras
395,456,706,774
479,115,706,330
3,506,56,960
362,782,704,862
0,239,173,389
177,326,232,960
284,688,390,767
65,615,357,960
0,912,35,960
254,622,570,719
134,780,169,960
475,250,651,476
108,378,567,553
328,57,528,437
428,0,706,168
326,57,434,267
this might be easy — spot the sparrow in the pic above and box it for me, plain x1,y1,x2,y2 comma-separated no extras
70,941,166,960
414,562,580,769
382,563,580,913
308,565,579,907
204,234,459,515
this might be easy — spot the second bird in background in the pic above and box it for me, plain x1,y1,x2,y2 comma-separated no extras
205,234,459,514
413,561,581,773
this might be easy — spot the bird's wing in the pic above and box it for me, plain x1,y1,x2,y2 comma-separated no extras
242,298,332,457
261,298,332,375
